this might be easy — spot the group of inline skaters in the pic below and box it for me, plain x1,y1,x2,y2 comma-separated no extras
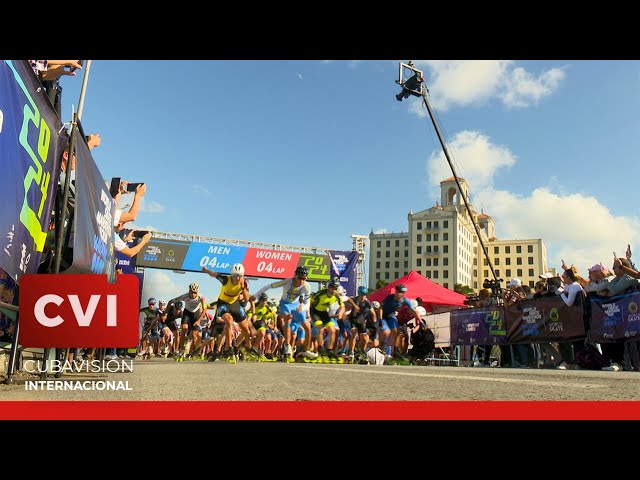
138,263,428,365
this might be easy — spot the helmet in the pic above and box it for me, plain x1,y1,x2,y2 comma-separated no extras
337,286,346,296
295,266,308,278
258,293,269,302
372,301,381,309
159,299,167,306
230,263,244,276
147,297,157,305
395,283,408,293
357,286,368,295
189,282,199,293
328,277,341,289
175,301,185,310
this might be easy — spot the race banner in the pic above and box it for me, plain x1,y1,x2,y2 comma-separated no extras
423,311,451,346
138,238,191,270
505,296,585,344
243,248,300,279
329,250,358,296
181,242,247,272
590,291,640,343
450,306,507,345
64,133,116,282
116,247,137,274
0,60,66,282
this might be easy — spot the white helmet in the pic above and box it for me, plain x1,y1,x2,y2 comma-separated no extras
366,347,385,366
189,282,199,293
372,301,381,309
230,263,244,276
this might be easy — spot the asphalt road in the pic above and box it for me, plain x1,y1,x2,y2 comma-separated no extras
1,358,639,401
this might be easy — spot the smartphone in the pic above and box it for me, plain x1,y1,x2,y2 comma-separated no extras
613,252,618,259
126,182,144,192
70,60,83,72
133,230,149,239
109,177,121,198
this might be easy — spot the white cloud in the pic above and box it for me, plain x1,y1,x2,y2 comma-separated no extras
427,130,517,191
192,184,211,196
127,223,158,232
426,131,640,273
408,60,566,112
140,270,185,307
297,73,303,80
139,199,165,213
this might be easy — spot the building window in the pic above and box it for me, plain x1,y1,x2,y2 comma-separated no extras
417,222,422,230
376,262,380,268
443,282,449,289
483,258,488,266
505,258,511,265
484,270,489,278
443,270,448,278
505,246,511,254
384,272,389,279
528,257,534,265
434,246,439,253
404,260,408,268
434,221,439,228
404,271,408,276
417,258,422,267
426,259,432,266
426,221,432,229
473,258,477,266
385,262,390,268
386,251,390,258
473,282,478,289
417,270,422,275
434,233,439,241
443,233,448,241
528,245,533,253
404,250,408,257
529,268,534,277
395,272,399,278
495,270,500,277
473,269,478,277
444,220,448,228
405,240,409,246
529,281,535,288
395,251,400,258
426,246,432,253
395,261,399,268
426,234,432,241
386,240,390,248
433,271,439,279
434,258,439,267
395,240,399,247
506,269,511,277
516,245,522,254
443,258,448,266
417,246,422,254
443,245,448,253
473,235,477,242
425,270,431,278
494,258,500,266
377,241,381,248
417,234,422,242
517,269,523,277
517,257,522,265
376,251,381,258
494,246,499,254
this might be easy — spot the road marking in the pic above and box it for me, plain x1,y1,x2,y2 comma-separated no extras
288,365,605,389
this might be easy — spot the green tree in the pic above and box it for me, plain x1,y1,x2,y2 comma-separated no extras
375,279,388,290
454,283,475,296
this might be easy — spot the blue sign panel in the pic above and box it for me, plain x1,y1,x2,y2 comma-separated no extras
181,242,247,273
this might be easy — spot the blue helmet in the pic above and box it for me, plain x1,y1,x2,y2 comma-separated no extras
357,286,368,295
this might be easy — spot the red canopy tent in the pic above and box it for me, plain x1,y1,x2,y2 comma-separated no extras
369,271,467,312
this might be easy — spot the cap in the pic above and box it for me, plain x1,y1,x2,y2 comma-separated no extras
507,278,521,287
538,272,553,279
588,263,606,273
396,284,407,293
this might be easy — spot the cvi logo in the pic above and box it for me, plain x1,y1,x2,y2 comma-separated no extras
19,274,140,348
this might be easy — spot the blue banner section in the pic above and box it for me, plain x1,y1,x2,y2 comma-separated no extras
116,248,137,274
450,307,507,345
181,242,247,273
0,60,66,282
329,250,358,297
590,291,640,343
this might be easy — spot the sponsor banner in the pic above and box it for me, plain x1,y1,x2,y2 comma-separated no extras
590,291,640,342
19,273,140,348
116,249,136,274
424,312,451,346
329,250,358,296
297,253,331,282
181,242,247,273
243,248,300,279
0,60,66,282
137,239,191,270
505,296,585,344
450,307,507,345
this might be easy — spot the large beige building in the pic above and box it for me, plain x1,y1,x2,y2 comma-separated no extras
369,177,548,292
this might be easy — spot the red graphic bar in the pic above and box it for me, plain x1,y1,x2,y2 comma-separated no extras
243,248,300,279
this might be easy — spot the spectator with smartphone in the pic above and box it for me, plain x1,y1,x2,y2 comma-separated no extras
114,224,151,258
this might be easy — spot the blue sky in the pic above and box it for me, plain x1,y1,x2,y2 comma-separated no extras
60,60,640,305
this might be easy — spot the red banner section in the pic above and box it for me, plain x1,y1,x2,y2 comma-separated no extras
1,401,640,420
243,249,300,279
19,274,140,348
